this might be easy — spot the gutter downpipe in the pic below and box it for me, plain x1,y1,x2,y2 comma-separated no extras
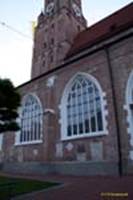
104,46,122,176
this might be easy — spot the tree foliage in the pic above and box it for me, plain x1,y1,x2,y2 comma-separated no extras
0,78,21,133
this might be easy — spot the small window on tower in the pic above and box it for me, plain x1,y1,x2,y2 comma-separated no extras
51,38,54,45
44,42,47,48
42,59,45,67
50,52,54,63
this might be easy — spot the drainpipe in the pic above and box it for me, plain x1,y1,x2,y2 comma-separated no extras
104,46,122,176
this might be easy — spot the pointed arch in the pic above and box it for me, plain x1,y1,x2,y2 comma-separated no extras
60,72,108,140
16,93,43,145
125,71,133,149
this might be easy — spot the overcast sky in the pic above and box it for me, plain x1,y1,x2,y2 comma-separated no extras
0,0,132,86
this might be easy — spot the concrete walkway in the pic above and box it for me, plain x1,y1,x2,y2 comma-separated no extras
0,172,133,200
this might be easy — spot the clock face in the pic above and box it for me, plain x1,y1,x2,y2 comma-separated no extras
72,3,81,17
46,2,54,15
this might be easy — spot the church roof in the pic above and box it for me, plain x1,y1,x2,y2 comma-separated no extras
67,3,133,58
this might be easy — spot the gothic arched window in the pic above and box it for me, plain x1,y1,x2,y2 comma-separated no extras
125,71,133,150
17,94,43,145
60,73,107,140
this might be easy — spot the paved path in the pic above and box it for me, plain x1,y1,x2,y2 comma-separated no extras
0,172,133,200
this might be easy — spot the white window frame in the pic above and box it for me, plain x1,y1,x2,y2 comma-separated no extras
125,70,133,148
59,72,108,141
15,93,43,146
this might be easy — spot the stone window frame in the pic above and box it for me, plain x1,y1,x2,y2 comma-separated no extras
15,93,43,146
124,70,133,160
59,72,108,141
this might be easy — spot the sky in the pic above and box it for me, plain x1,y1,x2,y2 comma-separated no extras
0,0,132,86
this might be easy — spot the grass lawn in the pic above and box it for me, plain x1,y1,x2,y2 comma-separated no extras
0,175,60,199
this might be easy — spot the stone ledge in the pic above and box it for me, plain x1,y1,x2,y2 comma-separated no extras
2,161,119,176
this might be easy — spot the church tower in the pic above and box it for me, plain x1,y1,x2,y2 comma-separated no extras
31,0,87,78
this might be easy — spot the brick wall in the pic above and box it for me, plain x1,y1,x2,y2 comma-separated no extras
2,28,133,176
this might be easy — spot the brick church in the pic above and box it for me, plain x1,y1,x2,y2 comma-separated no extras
0,1,133,176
